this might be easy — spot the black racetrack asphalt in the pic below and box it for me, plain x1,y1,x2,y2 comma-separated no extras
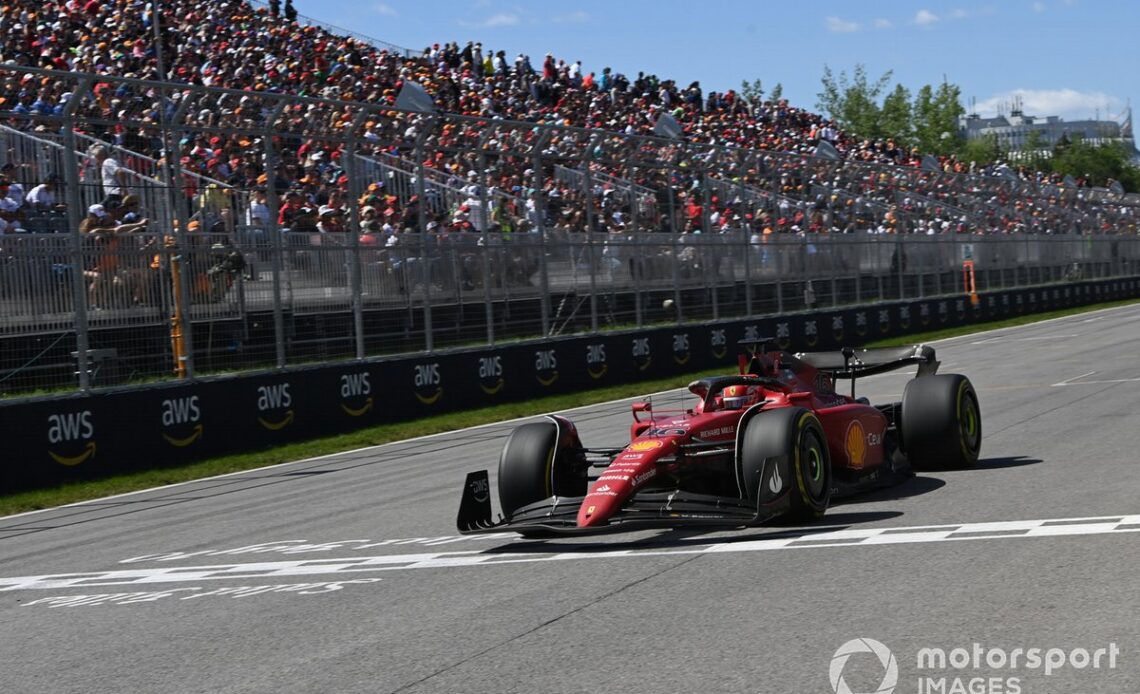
2,305,1139,694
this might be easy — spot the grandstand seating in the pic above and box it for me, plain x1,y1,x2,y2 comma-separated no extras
0,0,1136,241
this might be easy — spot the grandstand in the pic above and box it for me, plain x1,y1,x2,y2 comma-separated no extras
0,0,1138,395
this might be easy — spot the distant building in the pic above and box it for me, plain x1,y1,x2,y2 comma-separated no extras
959,106,1136,160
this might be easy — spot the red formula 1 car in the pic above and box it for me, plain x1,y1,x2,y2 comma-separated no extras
457,340,981,535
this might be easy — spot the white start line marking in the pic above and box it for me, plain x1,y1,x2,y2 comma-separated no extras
1052,370,1140,386
2,514,1138,593
19,579,383,609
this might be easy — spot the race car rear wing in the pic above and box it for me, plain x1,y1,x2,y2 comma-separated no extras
794,344,940,380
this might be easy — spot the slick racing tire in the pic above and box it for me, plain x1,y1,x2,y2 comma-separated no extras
738,407,831,523
901,374,982,469
498,420,585,519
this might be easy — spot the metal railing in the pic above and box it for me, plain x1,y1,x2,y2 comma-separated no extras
1,65,1138,397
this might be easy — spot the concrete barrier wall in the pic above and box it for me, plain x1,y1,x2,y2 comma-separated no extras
3,278,1136,492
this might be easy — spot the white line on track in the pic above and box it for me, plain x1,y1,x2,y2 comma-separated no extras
1051,371,1140,386
2,514,1137,592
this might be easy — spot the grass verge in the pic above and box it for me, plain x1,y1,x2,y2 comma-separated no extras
3,297,1138,517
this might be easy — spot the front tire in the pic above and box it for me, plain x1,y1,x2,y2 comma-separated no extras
498,420,585,518
901,374,981,469
738,408,831,522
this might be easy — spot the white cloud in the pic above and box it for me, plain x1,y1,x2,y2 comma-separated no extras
371,3,397,16
1032,1,1046,11
974,89,1124,121
873,18,893,29
459,12,521,28
824,16,860,33
915,9,940,25
552,11,589,24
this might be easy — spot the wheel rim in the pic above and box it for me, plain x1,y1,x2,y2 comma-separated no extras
801,432,826,499
959,392,980,453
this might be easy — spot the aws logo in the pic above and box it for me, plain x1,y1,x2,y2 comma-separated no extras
340,372,373,417
803,319,819,348
709,329,727,360
631,337,651,372
414,363,442,405
742,325,760,343
256,383,294,430
831,315,845,342
586,344,607,380
47,411,96,466
938,301,949,324
919,302,931,326
535,350,558,387
672,333,690,366
878,309,891,334
775,322,791,349
854,311,868,337
478,356,504,395
161,396,202,447
956,299,967,320
899,305,911,330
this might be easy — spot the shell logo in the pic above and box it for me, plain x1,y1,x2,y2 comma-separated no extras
845,420,867,470
627,439,663,452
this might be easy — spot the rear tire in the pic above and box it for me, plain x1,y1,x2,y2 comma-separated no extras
498,421,585,518
739,408,831,523
901,374,981,469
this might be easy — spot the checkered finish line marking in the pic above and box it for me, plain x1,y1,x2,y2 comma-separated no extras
2,514,1138,592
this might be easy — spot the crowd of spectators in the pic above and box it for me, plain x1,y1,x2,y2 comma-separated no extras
0,0,1136,255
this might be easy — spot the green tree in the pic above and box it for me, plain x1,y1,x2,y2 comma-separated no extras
816,63,893,138
740,78,764,105
770,82,783,101
913,80,965,156
880,83,913,144
962,134,1004,168
1050,138,1139,190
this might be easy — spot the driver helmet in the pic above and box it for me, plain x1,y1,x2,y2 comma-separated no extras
722,384,754,410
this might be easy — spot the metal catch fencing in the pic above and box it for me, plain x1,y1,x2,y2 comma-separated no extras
1,65,1139,398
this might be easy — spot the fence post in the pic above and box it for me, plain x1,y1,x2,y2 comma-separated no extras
583,134,599,333
477,146,495,345
165,87,195,379
533,149,551,336
60,105,90,391
414,124,434,352
262,105,288,369
345,116,366,360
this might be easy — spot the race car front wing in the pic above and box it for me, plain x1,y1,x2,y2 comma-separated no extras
456,470,789,536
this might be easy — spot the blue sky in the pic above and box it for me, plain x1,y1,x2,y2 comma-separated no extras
300,0,1136,124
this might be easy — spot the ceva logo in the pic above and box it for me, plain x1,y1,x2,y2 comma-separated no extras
414,363,442,405
256,383,294,430
47,411,96,466
478,356,504,394
535,350,558,387
161,396,202,447
586,344,607,380
340,372,373,417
